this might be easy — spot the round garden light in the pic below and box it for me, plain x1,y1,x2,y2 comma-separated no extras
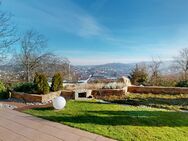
53,96,66,110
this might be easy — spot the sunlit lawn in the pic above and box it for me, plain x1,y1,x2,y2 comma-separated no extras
24,100,188,141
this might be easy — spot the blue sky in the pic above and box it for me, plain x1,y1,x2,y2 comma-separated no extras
2,0,188,65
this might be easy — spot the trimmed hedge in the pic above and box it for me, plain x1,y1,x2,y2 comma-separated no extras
51,72,63,91
34,73,49,94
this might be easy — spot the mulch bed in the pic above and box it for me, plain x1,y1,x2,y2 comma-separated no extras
0,101,26,108
0,99,53,112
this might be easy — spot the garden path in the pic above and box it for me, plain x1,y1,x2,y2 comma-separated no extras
0,109,115,141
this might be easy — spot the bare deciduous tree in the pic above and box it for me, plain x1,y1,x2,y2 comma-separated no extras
0,5,18,60
15,30,73,82
149,58,162,86
174,48,188,80
37,54,71,78
16,30,51,82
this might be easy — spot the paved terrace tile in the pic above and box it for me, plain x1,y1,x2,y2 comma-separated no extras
0,109,116,141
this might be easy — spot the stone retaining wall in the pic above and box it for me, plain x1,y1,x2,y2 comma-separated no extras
61,90,75,99
128,86,188,94
14,85,188,102
11,91,62,103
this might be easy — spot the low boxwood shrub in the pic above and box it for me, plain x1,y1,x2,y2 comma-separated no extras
12,82,36,93
176,80,188,87
51,72,63,91
0,81,8,99
34,73,49,94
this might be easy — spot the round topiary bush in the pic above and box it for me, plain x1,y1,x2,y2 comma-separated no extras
34,73,49,94
51,72,63,92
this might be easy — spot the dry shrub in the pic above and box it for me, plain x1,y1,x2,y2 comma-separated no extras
75,83,106,90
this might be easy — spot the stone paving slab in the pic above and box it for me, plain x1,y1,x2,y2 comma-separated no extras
0,109,116,141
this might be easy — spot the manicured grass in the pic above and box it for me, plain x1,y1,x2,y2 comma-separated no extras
109,93,188,111
24,100,188,141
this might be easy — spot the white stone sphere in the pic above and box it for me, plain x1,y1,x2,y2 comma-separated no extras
53,96,66,110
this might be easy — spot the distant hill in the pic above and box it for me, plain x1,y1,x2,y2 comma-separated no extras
0,61,175,80
73,61,175,79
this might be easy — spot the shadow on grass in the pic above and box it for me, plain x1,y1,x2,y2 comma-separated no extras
30,107,54,111
30,109,188,127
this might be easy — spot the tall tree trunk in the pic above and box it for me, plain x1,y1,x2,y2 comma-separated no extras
26,60,30,82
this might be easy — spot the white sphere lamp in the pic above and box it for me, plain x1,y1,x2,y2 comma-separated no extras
53,96,66,110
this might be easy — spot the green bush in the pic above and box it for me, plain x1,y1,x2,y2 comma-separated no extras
176,80,188,87
151,78,177,87
0,81,8,99
51,72,63,91
12,82,36,93
34,73,49,94
129,64,148,85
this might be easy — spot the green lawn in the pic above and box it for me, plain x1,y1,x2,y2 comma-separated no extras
24,100,188,141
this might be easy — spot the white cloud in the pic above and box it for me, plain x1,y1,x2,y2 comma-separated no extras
78,16,104,37
19,0,106,38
